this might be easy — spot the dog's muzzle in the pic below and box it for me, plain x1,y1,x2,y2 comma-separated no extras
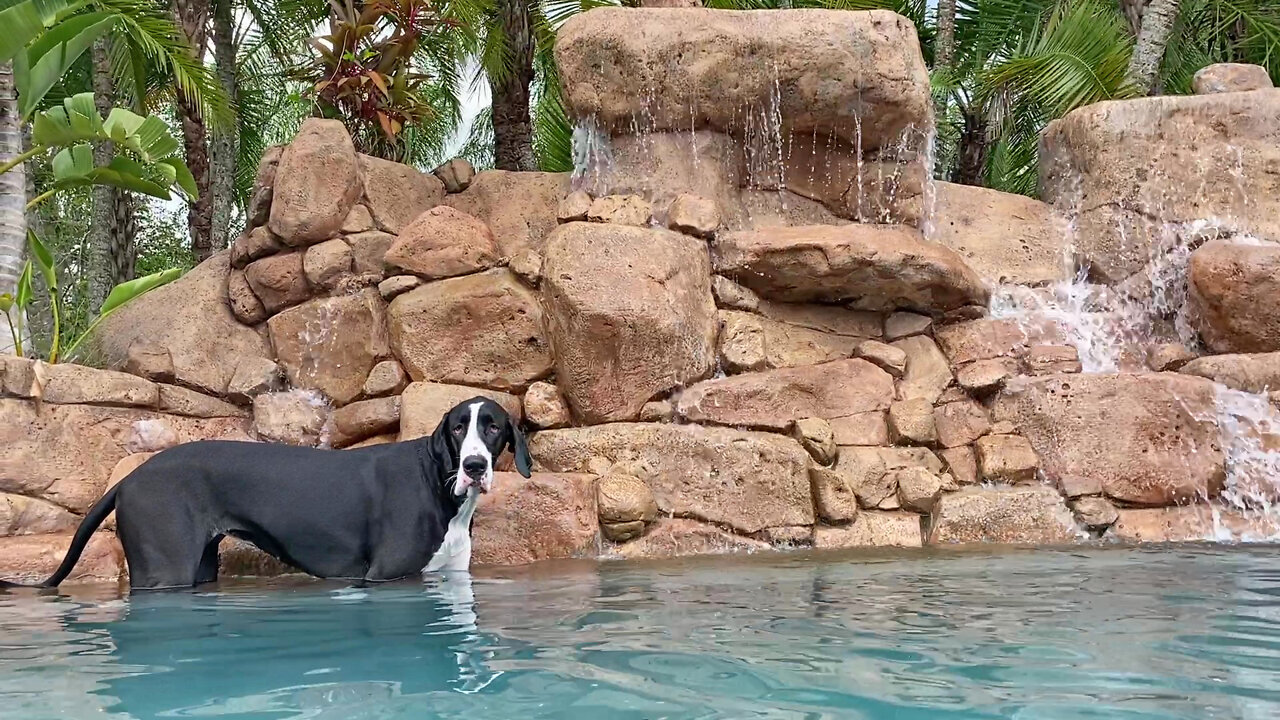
457,455,491,495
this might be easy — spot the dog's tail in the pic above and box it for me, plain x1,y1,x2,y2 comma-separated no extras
0,485,120,589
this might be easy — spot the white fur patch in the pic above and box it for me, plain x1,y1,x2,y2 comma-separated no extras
454,402,493,496
424,489,479,573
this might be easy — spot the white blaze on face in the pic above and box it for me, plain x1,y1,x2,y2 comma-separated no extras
455,401,493,496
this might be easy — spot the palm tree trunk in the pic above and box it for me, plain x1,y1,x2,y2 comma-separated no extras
1126,0,1180,94
954,107,990,187
89,39,121,313
208,0,238,252
935,0,957,71
173,0,213,260
490,0,537,171
1120,0,1147,35
0,61,26,354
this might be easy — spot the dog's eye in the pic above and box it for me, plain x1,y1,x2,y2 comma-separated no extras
452,425,464,435
486,423,499,434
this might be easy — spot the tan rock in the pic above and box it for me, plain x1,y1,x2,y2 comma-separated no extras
362,360,408,398
974,434,1039,484
347,434,397,449
757,525,812,547
377,274,421,300
227,269,268,324
934,317,1069,366
809,465,859,523
268,290,389,405
358,153,444,234
894,467,944,513
245,251,310,314
813,511,923,549
758,302,882,339
93,253,272,397
1192,63,1273,94
717,310,857,373
433,157,475,193
471,472,598,566
253,390,329,446
830,411,889,446
639,399,674,422
712,224,988,312
385,206,501,280
884,312,931,341
1146,343,1197,372
822,446,943,510
856,340,907,377
557,190,592,223
556,8,930,153
389,269,551,392
398,382,522,441
934,399,991,449
1059,475,1103,499
667,193,720,237
930,181,1070,285
1040,91,1280,283
531,423,813,534
616,518,770,559
37,362,158,408
1071,496,1119,529
1,399,250,513
892,336,953,404
124,343,173,383
0,493,78,537
443,170,569,256
226,357,282,404
103,452,155,528
956,358,1017,394
889,398,937,446
792,417,836,465
125,419,179,453
543,223,715,422
993,373,1226,506
1189,240,1280,353
711,275,760,311
340,203,374,233
0,532,123,584
230,226,282,268
939,446,978,486
677,358,894,431
328,396,400,448
269,118,360,245
524,381,571,429
1179,352,1280,393
158,385,248,419
597,474,658,524
602,521,645,542
508,249,542,287
219,537,298,577
1109,506,1280,543
1025,345,1081,375
989,420,1016,435
928,486,1079,545
303,238,353,290
346,230,396,276
588,194,651,226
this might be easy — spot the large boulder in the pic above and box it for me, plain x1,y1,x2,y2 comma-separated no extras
0,493,78,536
711,224,988,312
0,532,123,584
1192,63,1274,95
1110,506,1279,543
716,310,859,372
267,289,390,405
472,472,598,566
1040,90,1280,283
813,511,923,548
384,206,500,280
555,8,931,153
398,382,522,441
1179,352,1280,393
92,252,272,397
615,518,771,560
388,269,552,392
1,400,250,513
542,223,716,423
927,487,1079,545
441,170,569,257
531,423,813,534
1188,239,1280,353
930,181,1071,285
358,154,445,235
268,118,361,245
675,358,895,431
992,374,1226,506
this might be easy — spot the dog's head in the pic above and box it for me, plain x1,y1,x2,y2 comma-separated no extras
430,397,531,496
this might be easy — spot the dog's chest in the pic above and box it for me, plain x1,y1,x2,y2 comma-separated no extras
423,492,478,573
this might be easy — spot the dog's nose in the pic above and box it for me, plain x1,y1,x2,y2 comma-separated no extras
462,455,488,479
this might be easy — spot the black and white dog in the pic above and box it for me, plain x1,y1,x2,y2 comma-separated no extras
0,397,529,591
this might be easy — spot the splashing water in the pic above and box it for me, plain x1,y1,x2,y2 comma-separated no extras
571,120,613,196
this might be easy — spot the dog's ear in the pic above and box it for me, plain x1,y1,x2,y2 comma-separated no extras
509,421,532,478
428,410,455,464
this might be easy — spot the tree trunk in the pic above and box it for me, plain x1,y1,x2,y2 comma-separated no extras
0,62,26,354
173,0,213,260
489,0,537,171
89,39,121,313
1126,0,1180,94
208,0,238,252
954,107,990,187
1120,0,1148,36
935,0,957,71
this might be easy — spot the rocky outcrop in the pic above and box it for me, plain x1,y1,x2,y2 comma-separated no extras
442,170,568,256
384,206,500,280
711,224,988,312
357,153,444,235
398,383,522,441
928,487,1079,545
388,269,552,392
472,472,598,566
0,532,124,584
1192,63,1273,94
615,518,771,559
931,181,1071,285
0,493,78,536
1179,352,1280,393
531,423,813,534
1188,239,1280,353
542,223,716,423
252,390,329,446
813,511,923,548
268,118,361,245
267,290,390,405
993,374,1225,506
1040,90,1280,283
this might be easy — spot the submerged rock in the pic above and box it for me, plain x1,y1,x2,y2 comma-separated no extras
928,486,1079,545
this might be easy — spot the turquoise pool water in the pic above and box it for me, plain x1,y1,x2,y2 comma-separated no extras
1,545,1278,719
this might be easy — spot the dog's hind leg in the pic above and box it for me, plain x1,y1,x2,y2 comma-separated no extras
196,535,223,586
118,512,212,591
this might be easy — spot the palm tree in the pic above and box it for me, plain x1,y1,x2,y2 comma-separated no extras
1127,0,1180,92
0,62,24,353
489,0,538,170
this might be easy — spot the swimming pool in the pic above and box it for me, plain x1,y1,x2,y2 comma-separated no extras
1,545,1277,718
